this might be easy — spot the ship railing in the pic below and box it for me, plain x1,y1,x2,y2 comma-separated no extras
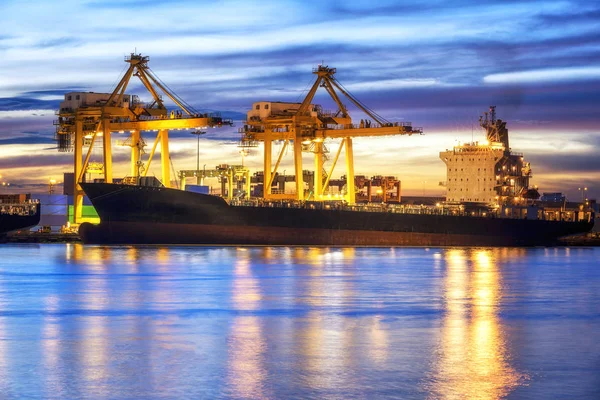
231,199,308,209
0,202,39,216
227,199,489,217
227,198,592,221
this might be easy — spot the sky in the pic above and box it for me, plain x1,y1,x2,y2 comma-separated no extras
0,0,599,199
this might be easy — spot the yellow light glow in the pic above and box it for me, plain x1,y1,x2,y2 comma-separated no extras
427,249,525,398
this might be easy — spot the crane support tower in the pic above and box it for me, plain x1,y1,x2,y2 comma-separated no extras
240,65,422,203
55,54,231,223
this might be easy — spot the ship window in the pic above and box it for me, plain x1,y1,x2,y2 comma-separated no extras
76,94,80,100
265,104,269,109
67,95,72,100
255,105,260,110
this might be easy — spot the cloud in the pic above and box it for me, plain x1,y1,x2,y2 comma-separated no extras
0,0,598,200
483,67,600,84
0,152,71,169
0,97,60,111
0,134,55,145
536,6,600,26
23,89,85,97
32,37,81,49
529,152,600,174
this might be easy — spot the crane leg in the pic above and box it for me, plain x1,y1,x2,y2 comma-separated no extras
246,170,251,199
131,130,140,181
103,119,113,183
74,120,83,223
228,170,233,201
160,129,170,188
264,135,272,198
314,142,323,200
294,139,303,201
345,137,355,203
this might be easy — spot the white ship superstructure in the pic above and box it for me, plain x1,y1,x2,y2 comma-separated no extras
440,106,532,205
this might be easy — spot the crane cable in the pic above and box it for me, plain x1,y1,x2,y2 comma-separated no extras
146,67,198,114
295,75,315,104
169,155,179,189
332,77,391,125
146,67,199,115
107,63,129,97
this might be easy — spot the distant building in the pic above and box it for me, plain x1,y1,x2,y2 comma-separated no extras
540,192,566,203
63,172,75,196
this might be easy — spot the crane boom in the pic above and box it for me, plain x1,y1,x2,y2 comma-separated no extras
240,65,422,203
55,53,232,223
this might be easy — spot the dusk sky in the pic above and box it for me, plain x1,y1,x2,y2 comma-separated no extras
0,0,599,199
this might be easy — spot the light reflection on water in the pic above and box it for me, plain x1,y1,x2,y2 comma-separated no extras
0,244,598,399
227,256,268,399
427,249,526,400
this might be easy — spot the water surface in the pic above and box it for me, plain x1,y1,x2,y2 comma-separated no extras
0,245,599,399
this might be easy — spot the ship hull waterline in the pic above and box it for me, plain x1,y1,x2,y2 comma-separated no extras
78,183,593,246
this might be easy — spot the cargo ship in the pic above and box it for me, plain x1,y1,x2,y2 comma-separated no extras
0,196,41,238
53,56,591,246
78,104,594,246
78,181,593,246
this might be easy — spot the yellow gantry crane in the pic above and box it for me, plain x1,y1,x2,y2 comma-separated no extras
55,53,231,223
240,65,422,203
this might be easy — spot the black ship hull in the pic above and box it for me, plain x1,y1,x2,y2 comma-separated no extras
78,183,593,246
0,204,40,236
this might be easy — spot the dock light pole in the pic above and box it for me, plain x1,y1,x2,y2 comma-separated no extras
578,187,588,203
48,179,57,195
191,131,206,185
